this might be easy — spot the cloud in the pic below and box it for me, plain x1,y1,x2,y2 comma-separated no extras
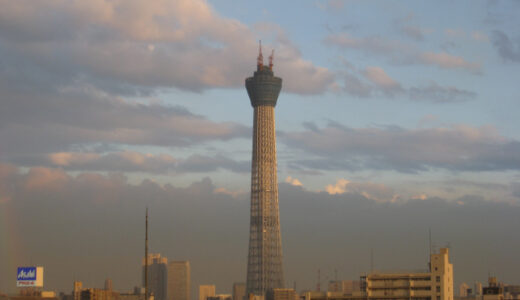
472,31,489,42
491,30,520,62
0,87,250,158
338,65,475,102
324,33,481,73
0,0,333,95
324,178,398,202
408,82,476,103
362,66,403,95
2,162,520,293
281,123,520,173
285,176,303,187
13,151,249,174
394,13,433,41
419,52,481,73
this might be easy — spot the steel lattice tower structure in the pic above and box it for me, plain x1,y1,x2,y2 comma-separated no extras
245,44,284,296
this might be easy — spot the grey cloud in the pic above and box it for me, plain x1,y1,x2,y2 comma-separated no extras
11,152,249,174
1,163,520,295
400,25,426,41
281,123,520,173
0,0,334,95
409,83,476,103
339,67,475,103
0,87,250,158
324,33,481,73
491,30,520,62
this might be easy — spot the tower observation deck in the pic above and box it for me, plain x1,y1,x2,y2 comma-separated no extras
245,43,285,296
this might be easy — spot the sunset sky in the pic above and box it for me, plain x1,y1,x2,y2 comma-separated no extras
1,0,519,296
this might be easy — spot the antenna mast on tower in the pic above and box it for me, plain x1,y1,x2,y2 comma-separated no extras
269,49,274,70
257,41,264,70
145,208,149,300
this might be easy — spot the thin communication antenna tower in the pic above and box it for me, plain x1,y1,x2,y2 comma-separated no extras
370,249,374,273
317,269,321,292
429,228,432,271
145,207,149,300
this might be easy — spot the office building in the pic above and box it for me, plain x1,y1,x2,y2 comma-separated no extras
143,254,168,300
267,289,297,300
168,261,190,300
233,283,246,300
199,286,216,300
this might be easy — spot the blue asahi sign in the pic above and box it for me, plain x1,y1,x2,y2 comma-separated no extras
16,266,43,287
17,267,37,280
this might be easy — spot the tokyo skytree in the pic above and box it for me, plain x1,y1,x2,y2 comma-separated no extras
245,43,284,296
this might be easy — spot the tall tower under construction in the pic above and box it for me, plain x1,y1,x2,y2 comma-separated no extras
245,43,284,296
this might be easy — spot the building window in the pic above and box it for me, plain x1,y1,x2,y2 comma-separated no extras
435,267,438,271
437,297,440,300
436,286,441,292
436,276,440,282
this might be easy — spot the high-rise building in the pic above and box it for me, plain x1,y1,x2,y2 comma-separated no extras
105,279,113,292
245,43,284,296
233,283,246,300
168,261,190,300
199,285,216,300
143,254,168,300
74,281,83,300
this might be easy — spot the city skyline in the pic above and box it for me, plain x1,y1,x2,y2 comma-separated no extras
1,0,520,296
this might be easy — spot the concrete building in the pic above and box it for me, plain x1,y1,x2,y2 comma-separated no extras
233,283,246,300
307,248,453,300
74,282,83,300
199,286,215,300
328,282,361,295
460,283,470,297
475,283,483,297
207,295,231,300
168,261,190,300
267,289,297,300
364,248,453,300
143,254,168,300
245,44,285,296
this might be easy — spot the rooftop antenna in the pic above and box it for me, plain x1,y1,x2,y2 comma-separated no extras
145,207,149,300
370,249,374,273
429,228,432,271
317,269,321,292
257,40,264,70
268,49,274,70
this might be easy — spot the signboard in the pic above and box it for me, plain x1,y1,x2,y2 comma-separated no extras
16,267,44,287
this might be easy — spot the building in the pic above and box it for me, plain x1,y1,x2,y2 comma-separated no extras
307,248,453,300
199,286,216,300
168,261,190,300
80,288,118,300
143,254,168,300
475,283,482,297
364,248,453,300
328,281,361,295
245,43,285,296
267,289,297,300
233,283,246,300
207,296,231,300
460,283,470,297
74,282,83,300
483,277,503,300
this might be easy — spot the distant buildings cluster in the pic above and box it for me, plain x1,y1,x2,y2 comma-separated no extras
3,248,520,300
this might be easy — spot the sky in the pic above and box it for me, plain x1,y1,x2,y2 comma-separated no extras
1,0,520,296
